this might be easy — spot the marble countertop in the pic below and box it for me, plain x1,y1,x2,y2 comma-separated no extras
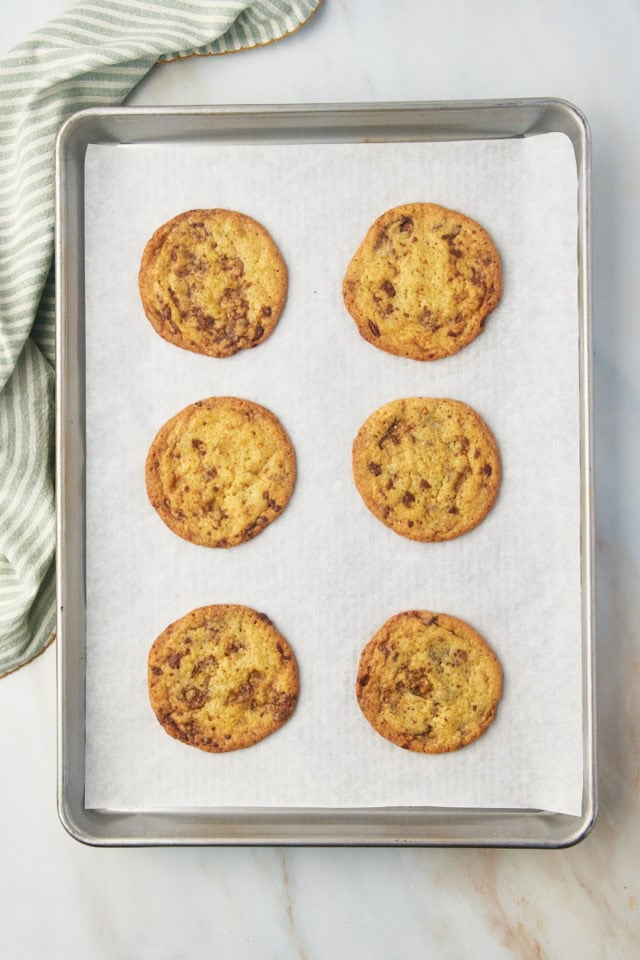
2,1,639,956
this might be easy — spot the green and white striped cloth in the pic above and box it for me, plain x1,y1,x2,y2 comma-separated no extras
0,0,321,678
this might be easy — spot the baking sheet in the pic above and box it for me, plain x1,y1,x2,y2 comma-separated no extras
84,135,582,815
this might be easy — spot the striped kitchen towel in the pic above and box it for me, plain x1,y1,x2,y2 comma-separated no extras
0,0,322,678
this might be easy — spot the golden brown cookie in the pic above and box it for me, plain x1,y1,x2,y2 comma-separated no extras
139,208,287,357
352,397,500,542
148,604,298,753
356,610,502,753
146,396,296,548
343,202,501,360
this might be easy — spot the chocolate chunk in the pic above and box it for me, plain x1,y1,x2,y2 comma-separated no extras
402,491,415,506
368,320,381,338
368,461,382,476
192,307,215,331
183,687,207,709
262,493,280,512
261,305,272,317
240,516,267,540
224,641,244,655
374,230,389,251
380,279,396,297
192,655,218,675
220,255,244,277
407,668,433,698
483,463,492,476
269,690,296,723
378,418,401,448
225,669,263,707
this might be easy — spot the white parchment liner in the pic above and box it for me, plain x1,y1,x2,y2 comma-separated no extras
84,135,582,814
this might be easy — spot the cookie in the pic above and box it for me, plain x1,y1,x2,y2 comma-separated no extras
356,610,502,753
343,202,501,360
139,208,287,357
146,396,296,548
352,397,500,542
148,604,298,753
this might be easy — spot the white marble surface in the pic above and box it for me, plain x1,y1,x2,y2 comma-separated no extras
2,1,639,956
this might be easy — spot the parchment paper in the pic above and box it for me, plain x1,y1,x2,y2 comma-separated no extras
84,134,583,815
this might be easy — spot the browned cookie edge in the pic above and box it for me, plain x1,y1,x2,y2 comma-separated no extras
148,603,299,753
355,610,502,754
145,396,296,548
343,202,502,361
352,397,501,543
138,208,288,357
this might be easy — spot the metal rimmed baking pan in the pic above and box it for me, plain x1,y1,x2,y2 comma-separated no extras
55,99,594,846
